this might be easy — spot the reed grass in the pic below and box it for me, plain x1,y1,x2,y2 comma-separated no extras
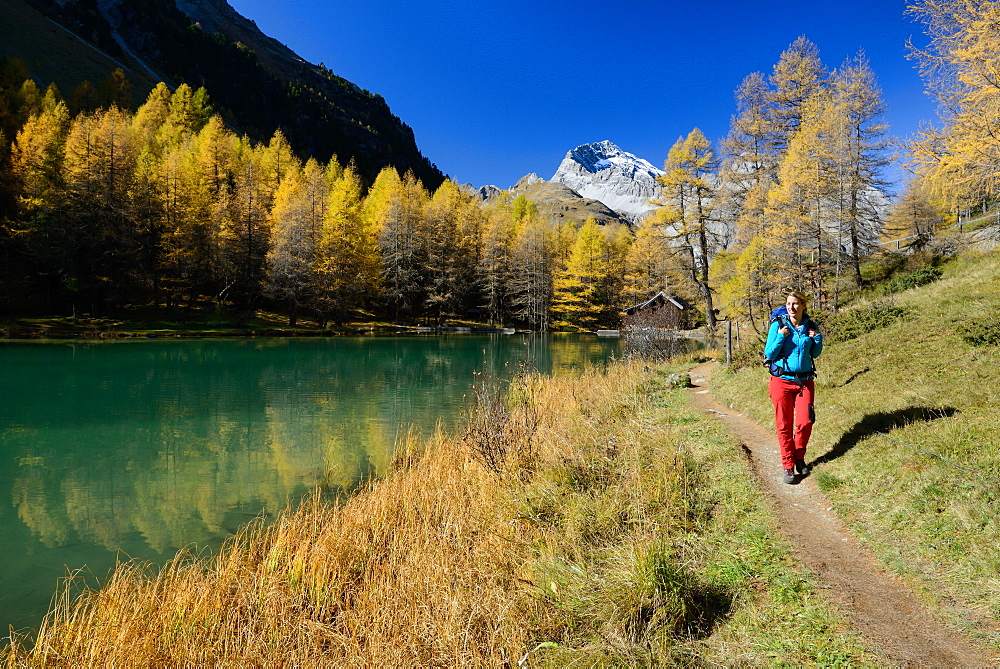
4,357,871,665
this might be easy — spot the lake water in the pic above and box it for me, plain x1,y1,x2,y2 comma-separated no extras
0,334,619,634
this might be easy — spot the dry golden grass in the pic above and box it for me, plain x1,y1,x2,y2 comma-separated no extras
4,358,870,665
1,362,655,665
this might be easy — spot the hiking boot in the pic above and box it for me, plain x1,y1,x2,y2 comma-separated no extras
783,468,796,484
795,459,810,476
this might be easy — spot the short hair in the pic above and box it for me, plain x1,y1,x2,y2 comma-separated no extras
787,290,809,304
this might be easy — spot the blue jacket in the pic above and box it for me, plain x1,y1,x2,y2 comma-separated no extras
764,315,823,380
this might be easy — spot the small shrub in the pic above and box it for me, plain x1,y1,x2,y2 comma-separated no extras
729,338,765,370
958,317,1000,347
860,252,908,283
884,267,943,293
463,373,539,476
623,332,690,361
825,301,909,342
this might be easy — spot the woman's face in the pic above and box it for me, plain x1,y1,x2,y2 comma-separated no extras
786,294,805,319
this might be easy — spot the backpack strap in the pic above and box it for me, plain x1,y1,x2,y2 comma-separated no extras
774,315,819,383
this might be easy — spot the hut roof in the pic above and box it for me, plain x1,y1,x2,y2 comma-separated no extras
624,291,689,315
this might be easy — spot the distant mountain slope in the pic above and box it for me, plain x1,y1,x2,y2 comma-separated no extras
509,174,626,226
552,141,663,223
468,141,662,227
8,0,443,187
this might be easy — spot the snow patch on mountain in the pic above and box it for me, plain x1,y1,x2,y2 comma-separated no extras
551,140,663,223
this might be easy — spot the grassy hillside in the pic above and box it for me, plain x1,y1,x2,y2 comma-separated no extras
0,0,154,102
2,359,872,665
712,249,1000,651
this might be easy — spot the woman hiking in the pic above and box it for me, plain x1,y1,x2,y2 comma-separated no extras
764,291,823,484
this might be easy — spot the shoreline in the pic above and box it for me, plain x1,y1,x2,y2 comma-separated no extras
0,322,533,341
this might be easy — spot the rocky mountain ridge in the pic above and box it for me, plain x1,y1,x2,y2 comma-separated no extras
470,141,662,226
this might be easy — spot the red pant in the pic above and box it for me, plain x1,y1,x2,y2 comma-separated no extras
768,376,815,470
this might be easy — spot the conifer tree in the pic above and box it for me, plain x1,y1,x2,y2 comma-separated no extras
622,217,672,307
40,84,63,115
316,162,381,325
68,80,99,115
156,141,204,308
422,179,480,323
11,99,69,209
768,36,827,156
192,115,235,196
717,72,781,325
131,83,173,152
826,52,890,289
551,219,609,330
715,234,784,330
97,68,132,110
907,0,1000,213
159,84,212,147
765,90,834,298
266,160,314,325
9,98,71,299
719,71,777,248
716,39,829,324
216,138,276,313
885,179,949,250
157,114,236,308
207,130,297,313
655,129,721,328
15,79,42,125
509,204,553,330
600,221,632,320
477,203,514,326
261,130,298,202
60,106,145,307
366,167,428,320
453,182,484,313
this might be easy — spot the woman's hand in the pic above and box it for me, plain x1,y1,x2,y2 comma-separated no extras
808,327,818,337
779,325,791,336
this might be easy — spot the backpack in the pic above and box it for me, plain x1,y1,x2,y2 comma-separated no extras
762,306,819,379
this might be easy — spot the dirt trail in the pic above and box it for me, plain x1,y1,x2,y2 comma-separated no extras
687,362,994,667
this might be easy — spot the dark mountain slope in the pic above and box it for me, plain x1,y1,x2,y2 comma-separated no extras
6,0,443,187
0,0,157,98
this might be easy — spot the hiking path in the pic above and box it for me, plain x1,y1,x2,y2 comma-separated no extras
688,361,994,667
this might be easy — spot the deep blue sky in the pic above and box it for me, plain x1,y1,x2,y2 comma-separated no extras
228,0,935,192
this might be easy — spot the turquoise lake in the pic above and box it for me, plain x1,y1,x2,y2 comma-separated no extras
0,334,619,634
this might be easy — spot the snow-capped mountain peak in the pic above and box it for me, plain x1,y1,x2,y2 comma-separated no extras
551,141,663,223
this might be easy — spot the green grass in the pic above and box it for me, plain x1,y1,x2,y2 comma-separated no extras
711,250,1000,651
527,358,874,665
653,368,872,665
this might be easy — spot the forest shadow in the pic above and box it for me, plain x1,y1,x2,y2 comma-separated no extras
811,406,958,467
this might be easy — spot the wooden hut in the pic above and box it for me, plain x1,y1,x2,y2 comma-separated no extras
622,291,692,332
621,291,694,359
